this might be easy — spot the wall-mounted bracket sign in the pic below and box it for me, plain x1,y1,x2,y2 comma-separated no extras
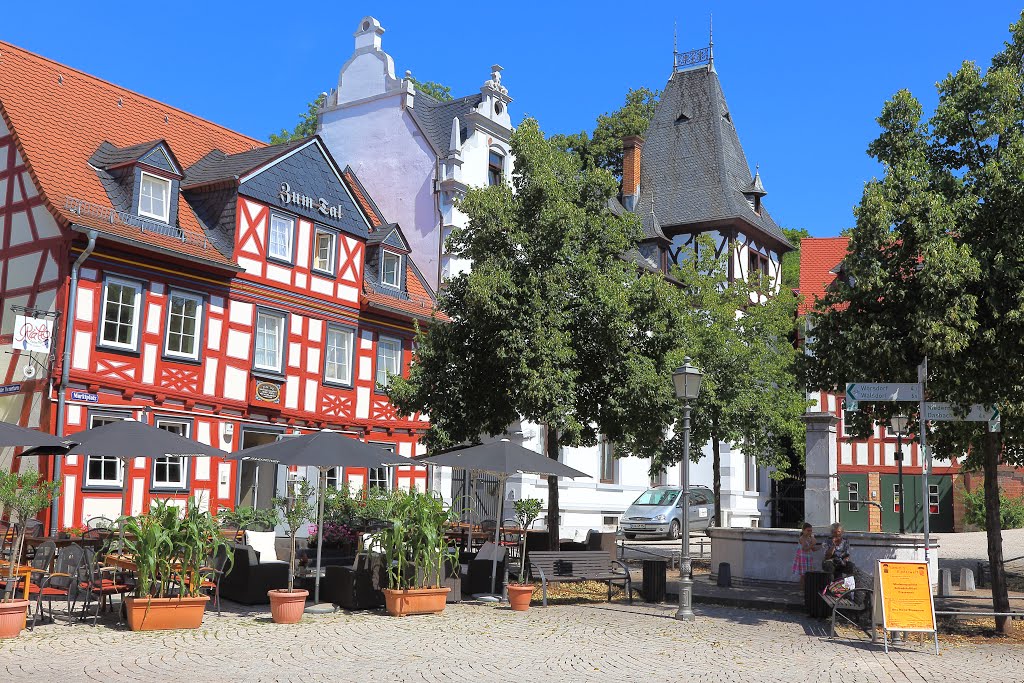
844,382,922,412
279,182,348,223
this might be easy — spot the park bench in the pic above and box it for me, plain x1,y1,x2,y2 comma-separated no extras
528,550,632,607
821,587,874,639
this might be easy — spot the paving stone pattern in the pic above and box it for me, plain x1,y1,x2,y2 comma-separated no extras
1,601,1021,682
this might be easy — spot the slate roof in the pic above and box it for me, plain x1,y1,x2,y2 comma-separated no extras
798,237,849,314
91,139,168,170
182,140,306,189
636,66,792,250
408,92,482,155
0,40,262,268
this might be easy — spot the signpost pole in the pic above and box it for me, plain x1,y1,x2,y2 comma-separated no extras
918,358,930,567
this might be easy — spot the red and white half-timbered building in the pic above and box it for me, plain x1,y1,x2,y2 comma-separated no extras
0,42,434,531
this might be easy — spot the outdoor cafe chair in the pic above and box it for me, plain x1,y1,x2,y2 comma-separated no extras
0,520,13,560
79,546,131,626
32,543,85,627
1,539,55,604
18,519,44,557
86,516,114,530
199,545,230,616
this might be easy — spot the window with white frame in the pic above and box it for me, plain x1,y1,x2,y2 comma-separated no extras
375,337,402,388
268,213,295,262
381,250,402,288
929,484,940,515
324,325,354,386
326,467,341,490
85,414,127,486
848,482,860,512
312,229,336,273
254,310,286,373
599,436,616,484
164,291,202,360
368,443,395,491
100,278,143,350
153,418,189,489
139,172,171,222
488,150,504,186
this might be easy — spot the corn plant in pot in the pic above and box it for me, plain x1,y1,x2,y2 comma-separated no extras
507,497,542,611
370,490,457,617
0,470,58,638
120,497,233,631
266,478,315,623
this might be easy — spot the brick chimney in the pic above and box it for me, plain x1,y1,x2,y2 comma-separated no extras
622,135,643,212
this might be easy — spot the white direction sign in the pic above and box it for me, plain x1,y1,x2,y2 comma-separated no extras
922,403,998,423
845,383,922,411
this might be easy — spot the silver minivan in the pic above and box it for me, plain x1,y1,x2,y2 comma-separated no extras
619,486,716,540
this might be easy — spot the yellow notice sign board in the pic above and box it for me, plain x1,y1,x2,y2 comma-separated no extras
876,560,936,632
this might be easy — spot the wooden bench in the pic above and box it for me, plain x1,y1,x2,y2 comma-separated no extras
528,551,632,607
822,587,874,639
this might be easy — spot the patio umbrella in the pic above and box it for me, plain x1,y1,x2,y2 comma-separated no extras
226,430,408,612
0,420,74,448
422,440,590,599
65,419,229,516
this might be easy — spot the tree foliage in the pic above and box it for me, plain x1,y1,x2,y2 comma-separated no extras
408,76,453,102
269,93,327,144
780,226,811,292
388,117,687,542
550,88,659,178
802,12,1024,633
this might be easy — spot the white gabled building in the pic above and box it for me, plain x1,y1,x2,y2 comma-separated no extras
318,21,791,539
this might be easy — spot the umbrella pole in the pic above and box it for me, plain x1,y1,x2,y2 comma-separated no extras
306,467,334,613
466,470,474,551
120,456,131,518
489,474,506,597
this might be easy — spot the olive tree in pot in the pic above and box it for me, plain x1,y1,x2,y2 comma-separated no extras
268,478,316,623
0,470,58,638
120,497,233,631
507,498,543,611
371,490,457,617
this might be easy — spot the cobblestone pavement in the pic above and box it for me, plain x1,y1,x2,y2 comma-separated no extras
1,601,1021,682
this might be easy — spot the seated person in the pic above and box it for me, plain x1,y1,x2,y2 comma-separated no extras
822,523,856,578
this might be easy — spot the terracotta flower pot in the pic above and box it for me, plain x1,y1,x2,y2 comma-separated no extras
507,584,534,611
268,589,309,624
0,600,30,639
382,587,451,617
124,595,209,631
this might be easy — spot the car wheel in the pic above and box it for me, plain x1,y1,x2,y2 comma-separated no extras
668,520,681,540
624,533,636,540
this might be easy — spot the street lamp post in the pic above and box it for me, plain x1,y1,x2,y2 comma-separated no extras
672,357,703,622
890,414,909,535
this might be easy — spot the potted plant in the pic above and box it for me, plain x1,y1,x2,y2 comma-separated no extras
0,470,58,638
371,490,456,617
267,478,315,623
120,497,233,631
507,497,543,611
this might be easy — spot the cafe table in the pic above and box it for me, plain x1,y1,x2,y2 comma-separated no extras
0,561,36,600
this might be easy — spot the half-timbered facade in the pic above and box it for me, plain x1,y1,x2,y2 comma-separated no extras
0,41,432,530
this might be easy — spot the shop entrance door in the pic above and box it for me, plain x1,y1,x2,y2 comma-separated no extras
237,429,283,511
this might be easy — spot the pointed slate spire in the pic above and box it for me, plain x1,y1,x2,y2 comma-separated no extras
744,164,767,197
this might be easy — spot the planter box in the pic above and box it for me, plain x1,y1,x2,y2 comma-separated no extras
124,595,209,631
382,587,450,617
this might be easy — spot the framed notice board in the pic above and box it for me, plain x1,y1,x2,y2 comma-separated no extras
872,560,939,654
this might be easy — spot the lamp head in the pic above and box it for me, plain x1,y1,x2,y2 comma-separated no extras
672,357,704,401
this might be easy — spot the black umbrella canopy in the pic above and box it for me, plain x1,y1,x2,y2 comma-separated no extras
66,420,228,458
422,440,590,479
0,420,76,448
225,430,409,468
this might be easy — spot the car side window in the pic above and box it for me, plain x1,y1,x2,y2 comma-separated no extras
691,493,706,505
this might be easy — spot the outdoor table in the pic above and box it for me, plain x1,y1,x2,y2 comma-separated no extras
0,561,35,599
25,536,105,549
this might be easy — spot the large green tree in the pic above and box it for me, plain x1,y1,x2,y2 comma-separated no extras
780,226,811,292
388,118,687,545
621,240,808,525
269,94,326,144
551,87,659,178
408,76,453,102
803,13,1024,634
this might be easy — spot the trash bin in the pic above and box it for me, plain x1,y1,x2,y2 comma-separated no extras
804,570,830,618
642,559,667,603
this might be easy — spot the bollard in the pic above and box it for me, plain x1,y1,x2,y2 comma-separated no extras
717,562,732,588
960,567,976,592
939,568,953,596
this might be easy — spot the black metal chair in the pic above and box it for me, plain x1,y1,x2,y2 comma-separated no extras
1,540,55,604
32,543,85,627
86,516,114,530
18,519,44,557
199,545,231,615
0,520,13,560
79,546,131,626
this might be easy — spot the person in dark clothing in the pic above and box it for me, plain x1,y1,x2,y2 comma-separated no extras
822,523,856,578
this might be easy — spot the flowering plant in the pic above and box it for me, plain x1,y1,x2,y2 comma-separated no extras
307,521,359,548
65,524,88,537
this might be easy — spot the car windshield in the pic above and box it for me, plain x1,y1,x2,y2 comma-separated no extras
632,490,679,506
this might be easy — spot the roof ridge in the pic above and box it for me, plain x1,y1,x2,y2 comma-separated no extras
0,41,265,148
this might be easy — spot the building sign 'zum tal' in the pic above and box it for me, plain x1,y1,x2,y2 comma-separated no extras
278,182,348,223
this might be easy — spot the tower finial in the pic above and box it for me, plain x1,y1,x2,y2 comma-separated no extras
674,20,678,56
708,14,715,72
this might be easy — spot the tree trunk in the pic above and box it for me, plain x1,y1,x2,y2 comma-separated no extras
982,430,1010,634
545,424,561,549
712,419,722,528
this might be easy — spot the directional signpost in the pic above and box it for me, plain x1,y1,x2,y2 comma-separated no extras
922,402,998,424
845,383,923,412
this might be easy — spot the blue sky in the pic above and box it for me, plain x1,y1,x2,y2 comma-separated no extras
4,1,1023,237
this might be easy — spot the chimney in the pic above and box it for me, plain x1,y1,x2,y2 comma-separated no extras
622,135,643,212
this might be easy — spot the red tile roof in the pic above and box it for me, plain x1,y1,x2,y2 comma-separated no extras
798,237,849,315
0,41,263,268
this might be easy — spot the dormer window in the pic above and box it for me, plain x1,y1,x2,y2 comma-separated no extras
139,172,171,222
381,249,402,288
488,150,504,186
